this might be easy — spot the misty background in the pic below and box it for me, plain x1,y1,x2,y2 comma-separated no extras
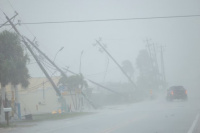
0,0,200,90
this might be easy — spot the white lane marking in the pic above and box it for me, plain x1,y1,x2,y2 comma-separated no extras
187,113,200,133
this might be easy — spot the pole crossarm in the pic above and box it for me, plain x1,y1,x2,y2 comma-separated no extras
0,12,18,29
4,13,62,97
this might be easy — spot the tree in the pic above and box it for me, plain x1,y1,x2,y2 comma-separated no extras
0,30,29,123
122,60,134,79
58,74,88,110
136,49,161,92
58,74,88,90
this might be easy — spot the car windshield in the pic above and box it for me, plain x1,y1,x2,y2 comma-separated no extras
171,86,185,90
0,1,200,133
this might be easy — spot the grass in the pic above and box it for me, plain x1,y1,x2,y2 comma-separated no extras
21,112,93,122
0,112,94,128
0,123,16,128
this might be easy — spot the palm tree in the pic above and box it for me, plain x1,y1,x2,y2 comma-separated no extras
0,30,29,122
58,74,88,110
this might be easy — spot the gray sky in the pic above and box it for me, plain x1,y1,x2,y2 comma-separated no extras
0,0,200,88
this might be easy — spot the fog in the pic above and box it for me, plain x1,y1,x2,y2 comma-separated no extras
0,0,199,86
0,0,200,132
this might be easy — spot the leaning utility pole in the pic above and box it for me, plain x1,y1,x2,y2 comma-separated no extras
25,38,67,79
145,39,161,90
145,39,159,74
4,13,68,111
25,38,97,109
95,40,137,90
160,45,166,86
145,39,153,59
62,68,122,95
27,35,122,97
0,13,19,124
0,12,18,29
27,38,124,109
152,43,159,73
5,14,61,96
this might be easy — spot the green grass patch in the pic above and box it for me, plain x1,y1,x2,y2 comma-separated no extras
22,112,94,122
0,112,94,128
0,123,16,128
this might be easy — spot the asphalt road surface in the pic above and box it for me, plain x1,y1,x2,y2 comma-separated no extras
3,92,200,133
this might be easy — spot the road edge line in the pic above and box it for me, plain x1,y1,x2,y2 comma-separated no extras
187,113,200,133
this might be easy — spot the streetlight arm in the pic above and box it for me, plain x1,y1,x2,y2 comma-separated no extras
79,50,84,73
53,47,64,62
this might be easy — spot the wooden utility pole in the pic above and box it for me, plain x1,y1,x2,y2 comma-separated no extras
152,43,159,73
145,39,153,59
145,39,161,90
79,50,84,73
0,12,18,29
87,79,122,95
60,67,122,96
95,40,137,90
25,38,67,79
43,81,45,100
27,34,125,109
4,13,123,110
27,37,122,108
160,45,166,86
25,38,98,109
145,39,159,73
0,13,19,124
4,13,67,112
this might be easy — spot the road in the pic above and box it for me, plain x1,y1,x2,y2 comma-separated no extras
2,92,200,133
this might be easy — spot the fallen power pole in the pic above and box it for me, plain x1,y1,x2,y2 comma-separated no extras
5,14,61,96
4,13,68,111
87,79,121,95
24,40,121,97
95,40,137,90
27,36,123,107
25,32,122,97
0,12,18,29
25,38,97,109
62,68,122,96
160,45,166,87
25,38,67,79
0,13,20,126
4,13,123,111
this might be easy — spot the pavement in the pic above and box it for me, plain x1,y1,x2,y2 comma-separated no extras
1,92,200,133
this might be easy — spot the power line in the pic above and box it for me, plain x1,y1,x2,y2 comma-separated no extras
95,40,137,90
29,47,57,71
1,14,200,26
42,61,54,74
0,7,4,13
86,66,117,77
86,71,109,77
0,16,4,22
7,0,15,12
18,71,59,93
42,59,58,71
6,0,36,38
